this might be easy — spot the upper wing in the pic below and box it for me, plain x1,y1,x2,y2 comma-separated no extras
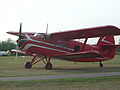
7,32,36,36
53,51,103,60
50,25,120,41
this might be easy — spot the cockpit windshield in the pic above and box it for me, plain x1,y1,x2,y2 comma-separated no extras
34,33,50,40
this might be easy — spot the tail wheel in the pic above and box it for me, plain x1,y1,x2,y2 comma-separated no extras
100,63,103,67
25,62,32,69
100,62,103,67
45,63,52,70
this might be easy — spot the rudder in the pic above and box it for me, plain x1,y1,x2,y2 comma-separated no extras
97,36,116,59
97,35,115,45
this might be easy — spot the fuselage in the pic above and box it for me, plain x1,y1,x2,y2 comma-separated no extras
18,34,102,59
17,34,116,62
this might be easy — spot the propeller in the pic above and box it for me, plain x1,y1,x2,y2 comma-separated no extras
15,23,22,60
18,23,22,39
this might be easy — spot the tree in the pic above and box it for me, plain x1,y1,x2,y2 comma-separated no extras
0,38,16,51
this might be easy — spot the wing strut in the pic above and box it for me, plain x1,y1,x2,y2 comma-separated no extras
81,38,88,51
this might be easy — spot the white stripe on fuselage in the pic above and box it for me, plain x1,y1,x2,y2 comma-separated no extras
25,34,74,51
22,44,71,53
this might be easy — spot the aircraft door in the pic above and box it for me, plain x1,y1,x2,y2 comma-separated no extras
74,45,80,52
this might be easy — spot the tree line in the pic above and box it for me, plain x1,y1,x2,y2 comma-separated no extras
0,38,16,51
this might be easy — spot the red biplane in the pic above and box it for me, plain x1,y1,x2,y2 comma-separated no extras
7,24,120,70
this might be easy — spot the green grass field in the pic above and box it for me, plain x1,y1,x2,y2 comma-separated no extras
0,76,120,90
0,55,120,77
0,55,120,90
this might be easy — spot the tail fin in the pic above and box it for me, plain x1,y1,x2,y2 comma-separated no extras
97,36,115,45
97,36,116,59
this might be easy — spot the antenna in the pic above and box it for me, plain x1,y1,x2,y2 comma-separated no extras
46,23,48,34
59,29,61,32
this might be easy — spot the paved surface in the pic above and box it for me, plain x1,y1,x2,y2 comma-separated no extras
0,72,120,81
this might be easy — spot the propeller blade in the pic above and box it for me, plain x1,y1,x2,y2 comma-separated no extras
15,45,19,60
19,23,22,39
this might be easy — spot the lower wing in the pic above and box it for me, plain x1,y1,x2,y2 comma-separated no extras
101,44,120,48
53,51,103,60
11,49,36,56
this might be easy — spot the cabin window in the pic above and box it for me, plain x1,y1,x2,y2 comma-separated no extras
74,45,80,52
34,33,50,41
36,34,45,38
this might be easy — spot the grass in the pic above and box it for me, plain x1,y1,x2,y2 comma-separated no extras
0,55,120,77
0,76,120,90
115,51,120,55
0,56,120,89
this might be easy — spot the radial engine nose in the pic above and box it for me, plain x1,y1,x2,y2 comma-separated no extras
18,39,28,47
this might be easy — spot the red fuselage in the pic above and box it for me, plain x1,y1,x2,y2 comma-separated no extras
18,34,116,62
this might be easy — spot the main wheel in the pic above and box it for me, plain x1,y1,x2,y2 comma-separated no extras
45,63,52,70
25,62,32,69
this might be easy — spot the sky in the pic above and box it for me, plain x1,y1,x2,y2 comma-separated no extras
0,0,120,44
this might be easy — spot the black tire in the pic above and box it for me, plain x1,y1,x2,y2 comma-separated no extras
100,63,103,67
45,63,52,70
25,62,32,69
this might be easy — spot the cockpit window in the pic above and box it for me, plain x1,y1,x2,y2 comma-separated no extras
34,33,50,40
36,34,45,38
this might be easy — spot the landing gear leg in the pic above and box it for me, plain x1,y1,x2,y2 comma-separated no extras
25,55,37,69
99,61,103,67
24,55,53,70
45,57,52,70
25,55,46,69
